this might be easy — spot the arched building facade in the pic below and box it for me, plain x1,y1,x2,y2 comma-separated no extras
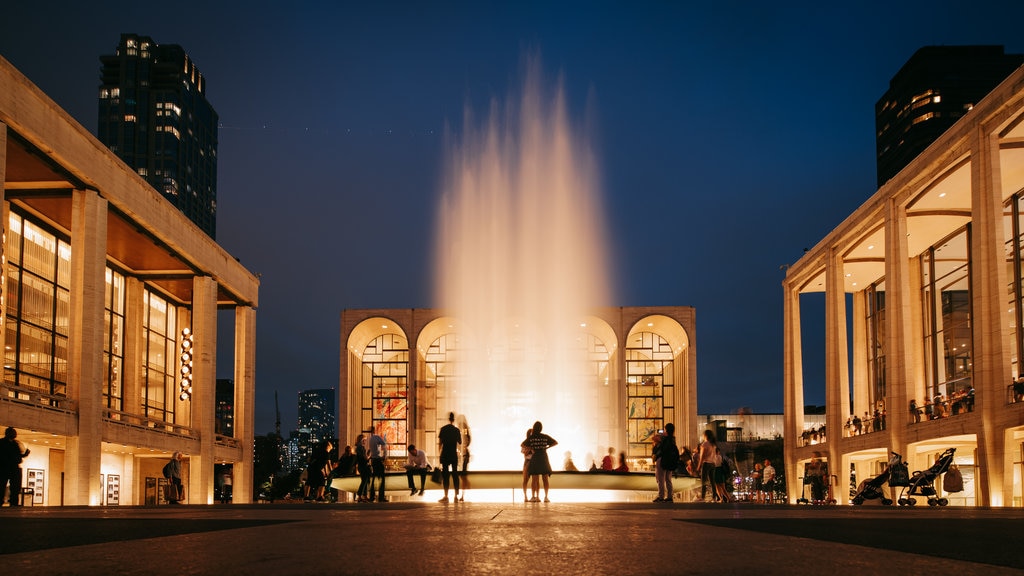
340,307,696,469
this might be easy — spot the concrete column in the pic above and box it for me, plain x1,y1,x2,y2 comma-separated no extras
884,198,913,455
65,189,108,506
122,278,145,414
824,247,849,502
189,276,218,504
850,292,869,424
232,306,256,503
0,123,7,340
970,126,1012,506
782,278,804,503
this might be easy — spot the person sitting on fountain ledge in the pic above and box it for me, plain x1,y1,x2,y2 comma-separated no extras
405,444,430,496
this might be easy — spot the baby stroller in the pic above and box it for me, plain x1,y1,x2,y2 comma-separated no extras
851,452,904,505
897,447,956,506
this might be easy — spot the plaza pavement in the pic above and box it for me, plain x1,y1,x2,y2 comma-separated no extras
1,497,1022,575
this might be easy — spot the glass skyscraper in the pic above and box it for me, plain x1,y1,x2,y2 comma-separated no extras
98,33,219,237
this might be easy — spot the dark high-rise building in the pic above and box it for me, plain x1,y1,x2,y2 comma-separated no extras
875,45,1024,187
216,379,234,437
98,33,219,237
298,388,336,445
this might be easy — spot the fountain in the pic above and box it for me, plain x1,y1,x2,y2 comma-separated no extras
434,61,613,470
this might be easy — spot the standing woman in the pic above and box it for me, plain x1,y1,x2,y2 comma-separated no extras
521,421,558,502
695,429,718,502
354,433,371,503
457,414,471,501
521,428,533,501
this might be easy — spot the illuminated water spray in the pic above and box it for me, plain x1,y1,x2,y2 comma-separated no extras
435,62,612,470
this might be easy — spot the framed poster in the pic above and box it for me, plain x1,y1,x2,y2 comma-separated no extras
106,474,120,505
26,469,44,504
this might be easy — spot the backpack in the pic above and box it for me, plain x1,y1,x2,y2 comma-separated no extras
660,439,680,471
162,461,173,478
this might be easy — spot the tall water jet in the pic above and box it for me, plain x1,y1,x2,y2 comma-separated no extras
435,63,612,470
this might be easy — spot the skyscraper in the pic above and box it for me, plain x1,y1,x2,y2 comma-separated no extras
875,45,1023,187
298,388,336,444
98,33,219,237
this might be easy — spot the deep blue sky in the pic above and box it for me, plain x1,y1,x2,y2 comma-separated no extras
3,1,1023,434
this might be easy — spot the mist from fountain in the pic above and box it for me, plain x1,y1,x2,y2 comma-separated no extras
435,63,612,470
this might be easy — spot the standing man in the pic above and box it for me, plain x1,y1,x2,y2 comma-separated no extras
367,425,388,503
405,444,430,496
0,427,30,506
437,412,462,503
653,423,678,503
762,459,776,504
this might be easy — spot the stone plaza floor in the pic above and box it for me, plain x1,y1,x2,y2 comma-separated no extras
1,497,1022,575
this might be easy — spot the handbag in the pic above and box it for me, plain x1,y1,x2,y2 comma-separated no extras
943,464,964,493
430,467,442,484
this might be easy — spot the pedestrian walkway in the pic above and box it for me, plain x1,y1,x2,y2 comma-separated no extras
1,502,1021,575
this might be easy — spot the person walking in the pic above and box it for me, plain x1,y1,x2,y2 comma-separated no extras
521,421,558,502
437,412,462,503
163,451,184,504
0,427,30,506
367,425,388,503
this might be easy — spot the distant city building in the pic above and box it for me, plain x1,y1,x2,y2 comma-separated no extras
216,379,234,437
98,33,219,237
298,388,336,444
284,429,313,472
875,45,1023,187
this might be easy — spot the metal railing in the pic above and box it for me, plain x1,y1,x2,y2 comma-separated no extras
103,408,197,438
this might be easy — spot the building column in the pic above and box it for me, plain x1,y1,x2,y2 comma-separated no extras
782,277,804,503
970,126,1013,506
0,124,7,340
232,305,256,503
65,189,108,506
121,278,145,415
825,247,850,502
189,276,218,504
884,198,913,455
850,292,868,425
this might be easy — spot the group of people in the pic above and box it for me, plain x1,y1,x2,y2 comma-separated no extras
910,388,975,422
346,412,472,504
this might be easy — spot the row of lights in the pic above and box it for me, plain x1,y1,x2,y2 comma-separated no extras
180,328,193,401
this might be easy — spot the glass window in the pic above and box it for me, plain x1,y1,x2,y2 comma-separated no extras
142,289,183,423
3,211,71,396
921,227,972,410
625,331,675,460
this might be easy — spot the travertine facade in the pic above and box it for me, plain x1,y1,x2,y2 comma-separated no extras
784,63,1024,506
0,56,258,505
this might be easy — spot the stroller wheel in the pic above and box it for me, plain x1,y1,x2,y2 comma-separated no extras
927,498,937,506
907,498,917,506
897,498,906,506
937,498,949,506
882,498,893,506
852,496,864,505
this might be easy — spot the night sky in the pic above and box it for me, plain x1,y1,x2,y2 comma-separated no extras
3,1,1023,434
